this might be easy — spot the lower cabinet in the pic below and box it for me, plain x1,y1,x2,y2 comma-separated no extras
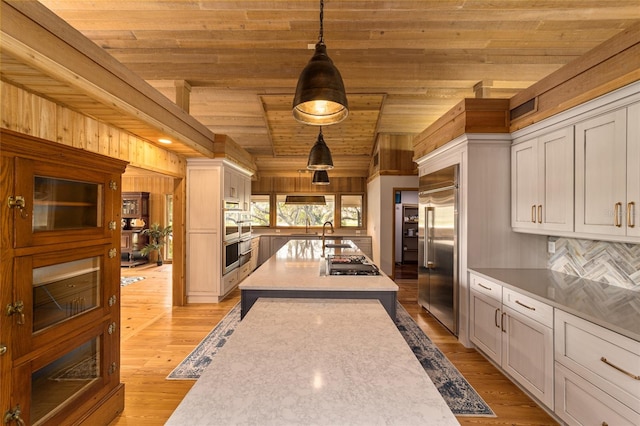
554,309,640,425
469,273,554,409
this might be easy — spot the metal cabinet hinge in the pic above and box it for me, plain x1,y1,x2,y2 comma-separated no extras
108,248,117,258
108,295,117,307
108,221,117,230
108,322,117,335
109,181,118,190
108,362,117,375
3,404,25,426
6,301,25,325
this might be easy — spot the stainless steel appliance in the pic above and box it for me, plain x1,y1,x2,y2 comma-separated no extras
238,237,252,266
223,201,241,242
238,211,252,240
223,240,240,274
418,164,459,336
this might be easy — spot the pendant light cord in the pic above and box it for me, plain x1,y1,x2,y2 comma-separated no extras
318,0,324,43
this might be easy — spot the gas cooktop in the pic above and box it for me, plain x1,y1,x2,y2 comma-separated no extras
326,255,381,276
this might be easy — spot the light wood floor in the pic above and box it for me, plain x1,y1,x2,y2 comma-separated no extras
112,264,558,425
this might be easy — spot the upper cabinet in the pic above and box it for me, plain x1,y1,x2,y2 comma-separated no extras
574,103,639,241
511,127,574,233
512,83,640,243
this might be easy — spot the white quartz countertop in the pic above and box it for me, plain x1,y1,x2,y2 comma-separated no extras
239,239,398,292
470,268,640,341
166,298,459,426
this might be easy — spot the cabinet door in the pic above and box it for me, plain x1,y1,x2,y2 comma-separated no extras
502,306,554,409
469,289,502,365
244,176,252,211
13,159,118,248
511,139,538,230
224,169,239,201
575,109,627,236
538,127,574,232
627,103,640,238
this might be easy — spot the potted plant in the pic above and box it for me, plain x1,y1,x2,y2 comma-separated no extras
140,223,172,266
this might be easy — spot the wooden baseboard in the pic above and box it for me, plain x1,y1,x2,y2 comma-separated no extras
77,384,125,426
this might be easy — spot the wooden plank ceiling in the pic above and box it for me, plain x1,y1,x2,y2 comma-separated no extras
13,1,640,176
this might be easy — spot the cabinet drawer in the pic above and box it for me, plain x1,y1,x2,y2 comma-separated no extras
222,270,239,294
555,362,640,426
503,287,553,328
555,309,640,410
470,273,502,301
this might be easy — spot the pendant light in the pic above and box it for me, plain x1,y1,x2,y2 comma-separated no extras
292,0,348,126
307,127,333,170
312,170,330,185
285,170,326,205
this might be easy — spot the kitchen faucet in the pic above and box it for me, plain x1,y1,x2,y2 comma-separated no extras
321,221,334,257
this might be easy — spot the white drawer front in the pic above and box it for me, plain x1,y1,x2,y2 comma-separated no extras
503,287,553,328
555,309,640,411
555,362,640,426
470,273,502,302
223,269,239,294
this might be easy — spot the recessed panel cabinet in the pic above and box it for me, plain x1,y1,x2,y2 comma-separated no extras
575,103,639,240
511,127,574,233
469,273,554,409
1,129,127,426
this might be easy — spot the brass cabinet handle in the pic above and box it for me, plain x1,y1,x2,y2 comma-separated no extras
515,300,536,311
628,202,636,228
538,205,542,224
531,205,536,223
600,357,640,380
494,308,501,328
614,202,622,227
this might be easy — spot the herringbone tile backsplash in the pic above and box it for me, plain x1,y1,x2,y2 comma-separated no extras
548,238,640,290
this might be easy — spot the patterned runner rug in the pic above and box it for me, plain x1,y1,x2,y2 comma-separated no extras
120,276,145,287
167,302,494,417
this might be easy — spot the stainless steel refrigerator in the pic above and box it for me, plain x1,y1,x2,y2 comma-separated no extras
418,164,459,336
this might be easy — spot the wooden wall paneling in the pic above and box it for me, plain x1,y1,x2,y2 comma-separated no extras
509,22,640,131
172,176,186,306
252,176,366,194
1,82,188,178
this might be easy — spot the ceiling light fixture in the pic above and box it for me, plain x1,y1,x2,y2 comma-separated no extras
307,127,334,170
307,127,333,170
284,169,327,205
312,170,330,185
292,0,348,126
158,138,172,144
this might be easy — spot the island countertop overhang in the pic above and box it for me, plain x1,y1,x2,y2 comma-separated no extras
239,239,398,292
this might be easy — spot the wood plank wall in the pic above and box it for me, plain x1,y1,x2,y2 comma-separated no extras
122,175,174,227
369,134,418,179
252,176,367,194
0,81,187,178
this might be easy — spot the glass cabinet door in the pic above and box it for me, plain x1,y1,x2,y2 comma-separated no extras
12,245,110,359
13,159,118,248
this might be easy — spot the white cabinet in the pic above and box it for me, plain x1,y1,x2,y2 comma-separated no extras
469,273,554,409
574,103,639,241
243,176,252,211
187,159,252,303
554,309,640,425
511,127,574,233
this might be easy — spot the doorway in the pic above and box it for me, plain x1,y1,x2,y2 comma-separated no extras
392,188,418,279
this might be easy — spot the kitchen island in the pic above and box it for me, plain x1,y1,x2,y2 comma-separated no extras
239,239,398,319
166,298,459,425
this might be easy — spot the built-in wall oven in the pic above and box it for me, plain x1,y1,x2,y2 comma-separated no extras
223,240,240,275
224,201,241,242
238,211,252,240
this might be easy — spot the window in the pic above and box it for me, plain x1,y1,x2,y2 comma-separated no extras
276,195,334,227
340,194,363,227
250,194,270,226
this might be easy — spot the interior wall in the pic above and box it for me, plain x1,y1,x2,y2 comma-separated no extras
368,176,419,275
394,191,419,262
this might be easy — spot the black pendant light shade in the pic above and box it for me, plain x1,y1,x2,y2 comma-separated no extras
292,42,348,126
307,128,333,170
292,0,348,126
312,170,330,185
